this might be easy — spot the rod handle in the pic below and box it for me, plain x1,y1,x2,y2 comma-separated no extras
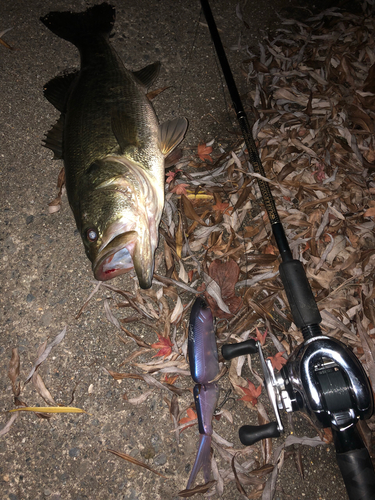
336,446,375,500
278,259,321,331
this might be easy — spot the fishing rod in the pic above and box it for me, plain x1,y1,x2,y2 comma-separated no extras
199,1,375,499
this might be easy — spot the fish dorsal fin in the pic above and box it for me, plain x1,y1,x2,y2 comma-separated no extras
43,71,78,112
43,115,64,159
132,62,161,89
158,117,188,156
111,108,140,153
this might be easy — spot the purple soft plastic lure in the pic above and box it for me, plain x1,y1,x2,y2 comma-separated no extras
186,297,220,489
188,297,219,384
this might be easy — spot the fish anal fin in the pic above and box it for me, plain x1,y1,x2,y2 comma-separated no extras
158,117,188,157
132,62,161,89
111,108,139,153
43,71,78,112
43,115,64,159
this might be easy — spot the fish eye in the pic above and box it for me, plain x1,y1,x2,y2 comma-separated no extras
86,228,98,242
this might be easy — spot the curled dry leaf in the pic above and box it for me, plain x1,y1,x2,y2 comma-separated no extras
107,449,167,478
25,327,67,383
8,347,20,396
178,480,216,497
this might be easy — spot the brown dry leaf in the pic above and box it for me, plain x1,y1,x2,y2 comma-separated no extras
105,369,144,381
25,327,67,383
258,402,272,465
0,413,19,437
231,454,248,496
176,211,184,259
32,373,56,406
178,480,216,497
197,143,213,162
146,85,169,100
127,390,153,405
48,166,65,214
8,348,20,397
181,194,208,226
107,449,166,478
170,393,180,444
205,259,243,318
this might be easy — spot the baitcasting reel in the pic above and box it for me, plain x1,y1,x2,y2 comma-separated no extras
222,334,375,500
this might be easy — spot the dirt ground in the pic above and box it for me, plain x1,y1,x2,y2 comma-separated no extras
0,1,367,499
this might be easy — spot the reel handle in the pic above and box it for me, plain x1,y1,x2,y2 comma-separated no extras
239,422,280,446
333,425,375,500
221,339,258,360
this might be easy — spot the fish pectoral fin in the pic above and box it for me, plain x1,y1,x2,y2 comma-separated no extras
43,115,64,159
111,108,140,153
43,71,79,112
158,117,188,156
132,61,161,89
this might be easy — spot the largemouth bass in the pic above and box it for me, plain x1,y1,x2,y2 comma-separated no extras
41,3,187,288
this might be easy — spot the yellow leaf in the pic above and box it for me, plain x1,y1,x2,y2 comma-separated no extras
9,406,87,414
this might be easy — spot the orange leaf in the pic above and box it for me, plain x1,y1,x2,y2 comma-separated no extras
364,207,375,217
179,407,197,425
267,351,287,371
255,327,267,346
212,201,232,214
178,407,197,432
151,334,173,358
322,427,333,443
170,183,189,196
237,380,262,406
197,143,213,162
166,169,181,184
164,374,178,385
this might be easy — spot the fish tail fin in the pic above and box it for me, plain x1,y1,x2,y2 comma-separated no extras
186,434,212,490
40,3,115,46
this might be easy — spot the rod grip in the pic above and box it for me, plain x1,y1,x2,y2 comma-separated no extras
239,422,280,446
221,340,258,360
336,447,375,500
278,260,321,329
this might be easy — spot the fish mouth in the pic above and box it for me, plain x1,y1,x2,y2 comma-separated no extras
93,231,137,282
93,228,155,288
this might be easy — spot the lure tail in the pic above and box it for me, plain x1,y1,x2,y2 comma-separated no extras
186,433,212,490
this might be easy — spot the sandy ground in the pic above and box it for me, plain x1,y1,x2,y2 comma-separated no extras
0,1,363,499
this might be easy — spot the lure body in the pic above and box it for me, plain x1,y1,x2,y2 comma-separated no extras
186,298,220,489
188,297,219,384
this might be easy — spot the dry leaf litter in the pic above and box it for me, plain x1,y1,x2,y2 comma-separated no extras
4,4,375,499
